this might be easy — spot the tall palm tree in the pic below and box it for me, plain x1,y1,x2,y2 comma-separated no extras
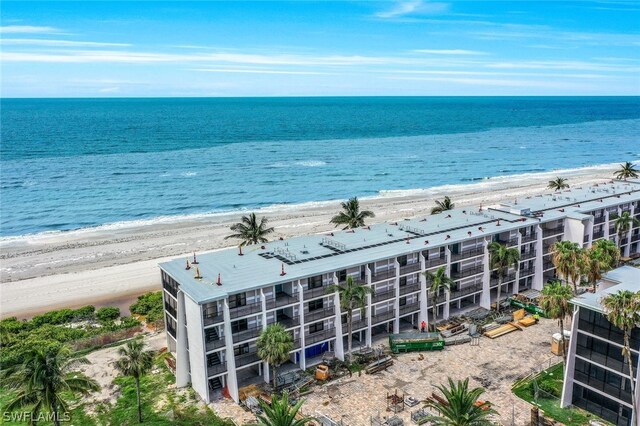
431,196,454,215
488,242,520,314
225,212,275,246
326,275,373,359
115,339,155,423
424,377,497,426
256,324,293,389
253,391,313,426
0,345,99,426
613,211,640,249
424,266,455,330
538,281,573,361
601,290,640,419
614,161,639,180
330,197,374,229
582,239,620,292
547,177,569,191
551,240,583,294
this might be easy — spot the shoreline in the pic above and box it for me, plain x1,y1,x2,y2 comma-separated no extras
0,163,622,319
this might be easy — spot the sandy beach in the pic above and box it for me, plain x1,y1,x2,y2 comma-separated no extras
0,163,620,319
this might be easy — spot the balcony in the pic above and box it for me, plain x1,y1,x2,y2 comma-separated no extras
521,250,537,260
371,310,396,325
621,238,629,246
490,273,516,286
207,362,227,377
339,277,366,286
449,283,483,300
434,292,447,304
229,300,263,319
372,287,396,303
521,233,537,243
594,216,606,224
399,263,421,275
592,230,605,240
371,268,396,282
165,304,177,319
543,226,565,237
450,246,484,262
399,282,421,295
304,285,331,300
206,335,226,351
497,237,519,247
306,326,336,345
235,351,261,367
425,256,447,268
305,307,335,323
543,260,555,270
632,234,640,243
451,265,483,280
344,318,368,332
203,312,224,326
265,292,299,310
399,301,421,316
292,337,301,349
232,326,263,343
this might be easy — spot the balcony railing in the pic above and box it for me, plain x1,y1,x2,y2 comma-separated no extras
449,283,483,299
399,263,421,275
451,266,484,280
229,300,263,319
521,250,537,260
235,351,261,367
435,292,447,304
451,246,484,261
207,362,227,377
371,309,396,325
344,318,368,332
543,226,565,237
594,216,606,224
399,282,421,295
497,237,519,247
304,285,331,300
305,307,335,323
206,336,226,351
632,234,640,243
232,326,263,343
265,292,298,309
165,304,177,319
490,273,516,286
203,313,224,326
339,277,366,286
399,302,421,316
372,287,396,303
306,326,336,345
620,238,629,246
592,231,605,240
543,260,555,270
268,315,300,329
521,233,537,243
292,337,301,349
425,256,447,268
371,268,396,282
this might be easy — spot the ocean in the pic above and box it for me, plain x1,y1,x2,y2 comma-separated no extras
1,97,639,238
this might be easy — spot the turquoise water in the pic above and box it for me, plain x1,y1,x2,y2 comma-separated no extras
1,97,639,237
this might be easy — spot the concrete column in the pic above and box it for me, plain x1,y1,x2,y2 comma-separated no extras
365,266,372,347
222,299,239,403
480,239,491,309
175,291,190,388
514,232,522,296
533,223,544,291
297,281,306,370
392,259,400,333
260,289,269,385
332,273,345,361
418,252,429,328
604,210,610,239
585,217,594,249
624,205,634,258
443,248,451,320
561,307,580,408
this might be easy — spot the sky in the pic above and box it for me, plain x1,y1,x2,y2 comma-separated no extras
1,1,639,97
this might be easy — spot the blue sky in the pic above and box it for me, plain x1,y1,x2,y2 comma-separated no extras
1,1,639,97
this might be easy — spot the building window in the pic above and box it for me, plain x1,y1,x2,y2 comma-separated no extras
229,293,247,309
234,343,250,356
231,319,248,333
398,255,408,266
399,276,407,287
308,299,323,312
338,270,347,282
399,296,407,306
309,322,324,334
309,275,323,289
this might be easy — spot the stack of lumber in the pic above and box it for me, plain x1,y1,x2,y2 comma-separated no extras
440,323,469,338
483,323,520,339
444,334,472,346
518,316,537,327
365,355,393,374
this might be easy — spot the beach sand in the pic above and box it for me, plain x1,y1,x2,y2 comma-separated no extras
0,164,619,319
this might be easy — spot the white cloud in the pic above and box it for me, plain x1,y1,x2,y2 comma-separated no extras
413,49,487,55
375,1,449,18
1,38,130,47
188,68,334,75
0,25,63,34
98,87,120,93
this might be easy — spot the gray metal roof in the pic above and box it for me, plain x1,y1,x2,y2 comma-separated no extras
571,266,640,313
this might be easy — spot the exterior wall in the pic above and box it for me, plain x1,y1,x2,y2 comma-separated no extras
183,294,208,402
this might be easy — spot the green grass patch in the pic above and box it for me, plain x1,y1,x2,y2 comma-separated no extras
512,363,612,426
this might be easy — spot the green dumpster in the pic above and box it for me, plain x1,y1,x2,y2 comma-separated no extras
508,298,546,317
389,332,445,353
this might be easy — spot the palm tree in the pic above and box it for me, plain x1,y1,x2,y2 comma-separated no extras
547,177,569,191
551,240,583,294
613,211,640,249
225,212,274,246
326,275,373,359
256,324,293,389
601,290,640,419
488,242,520,314
431,196,454,215
330,197,374,229
253,391,313,426
424,377,497,425
0,345,99,426
538,281,573,361
424,267,455,330
614,161,639,180
114,339,155,423
582,239,620,292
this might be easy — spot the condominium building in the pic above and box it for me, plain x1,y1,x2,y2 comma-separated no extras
561,266,640,426
159,179,640,403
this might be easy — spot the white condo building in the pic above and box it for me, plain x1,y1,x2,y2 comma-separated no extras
159,179,640,403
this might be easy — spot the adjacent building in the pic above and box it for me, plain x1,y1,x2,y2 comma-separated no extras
159,179,640,403
561,266,640,426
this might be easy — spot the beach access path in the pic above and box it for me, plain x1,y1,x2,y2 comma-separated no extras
0,164,618,319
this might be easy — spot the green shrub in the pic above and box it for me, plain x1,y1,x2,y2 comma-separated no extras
130,292,164,323
96,307,121,322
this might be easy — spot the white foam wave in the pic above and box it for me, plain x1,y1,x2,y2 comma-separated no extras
180,171,197,177
294,160,326,167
